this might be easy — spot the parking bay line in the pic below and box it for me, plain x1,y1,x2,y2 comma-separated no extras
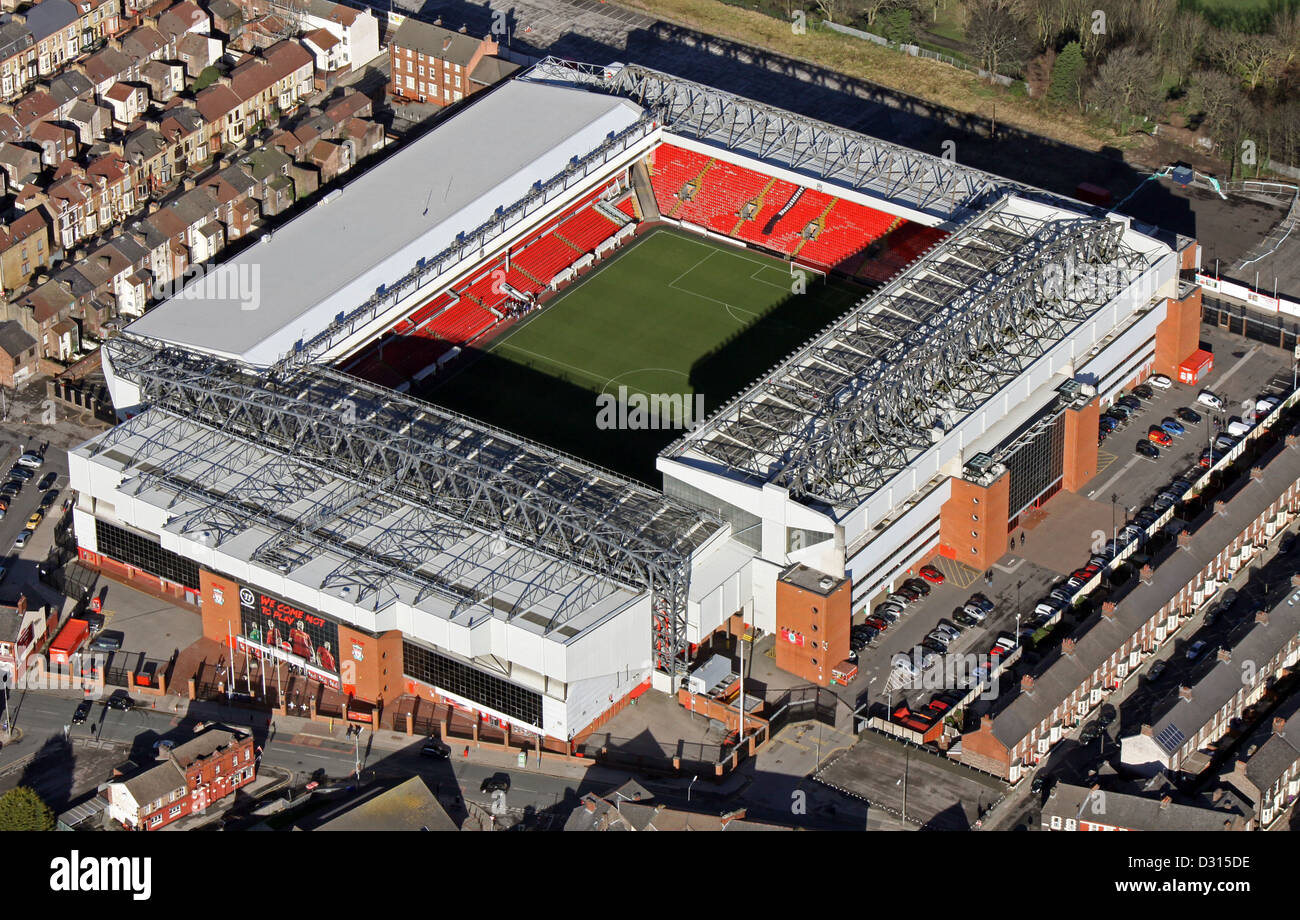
1089,455,1140,498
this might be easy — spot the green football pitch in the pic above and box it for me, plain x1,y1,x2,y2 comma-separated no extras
424,228,868,482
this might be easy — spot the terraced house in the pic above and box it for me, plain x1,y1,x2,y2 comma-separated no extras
961,422,1300,782
0,0,122,99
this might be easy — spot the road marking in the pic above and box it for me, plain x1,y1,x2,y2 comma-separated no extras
1091,455,1139,497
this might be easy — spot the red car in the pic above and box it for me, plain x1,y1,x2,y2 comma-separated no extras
919,565,945,584
1148,429,1171,447
865,616,889,631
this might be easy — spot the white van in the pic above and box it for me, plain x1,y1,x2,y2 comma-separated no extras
1226,420,1252,438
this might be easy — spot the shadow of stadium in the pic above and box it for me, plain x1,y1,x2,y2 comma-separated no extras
399,1,1196,237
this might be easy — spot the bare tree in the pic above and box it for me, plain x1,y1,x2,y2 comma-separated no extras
1273,8,1300,71
966,0,1030,77
1208,29,1284,92
1086,44,1161,129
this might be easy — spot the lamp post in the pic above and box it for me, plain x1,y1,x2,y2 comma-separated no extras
1111,492,1118,548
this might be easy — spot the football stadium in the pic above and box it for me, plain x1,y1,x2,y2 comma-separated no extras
68,59,1201,747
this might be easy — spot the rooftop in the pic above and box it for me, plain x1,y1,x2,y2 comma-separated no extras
125,79,644,366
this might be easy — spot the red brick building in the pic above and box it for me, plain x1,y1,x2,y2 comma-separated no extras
774,564,849,687
386,18,503,107
104,725,255,829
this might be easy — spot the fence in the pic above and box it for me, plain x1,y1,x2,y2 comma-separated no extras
820,21,1023,91
766,685,838,736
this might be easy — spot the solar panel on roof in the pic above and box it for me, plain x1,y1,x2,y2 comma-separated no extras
1155,723,1185,754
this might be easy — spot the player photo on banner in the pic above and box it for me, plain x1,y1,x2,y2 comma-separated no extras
237,586,341,687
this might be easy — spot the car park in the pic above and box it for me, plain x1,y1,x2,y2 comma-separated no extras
1133,383,1154,400
1160,417,1184,436
1176,406,1201,423
1197,390,1223,410
1186,640,1208,661
1149,375,1172,389
1136,441,1159,458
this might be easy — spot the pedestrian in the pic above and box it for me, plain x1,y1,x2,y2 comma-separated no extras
1020,532,1026,548
1009,538,1014,552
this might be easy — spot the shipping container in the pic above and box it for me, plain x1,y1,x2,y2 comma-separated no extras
1178,349,1214,385
1075,182,1112,206
49,618,90,666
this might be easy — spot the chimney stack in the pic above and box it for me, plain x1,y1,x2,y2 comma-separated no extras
1178,685,1193,703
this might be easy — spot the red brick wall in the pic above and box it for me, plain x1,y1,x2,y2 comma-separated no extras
940,469,1011,572
960,720,1011,779
1062,397,1100,493
774,576,850,687
1154,286,1202,378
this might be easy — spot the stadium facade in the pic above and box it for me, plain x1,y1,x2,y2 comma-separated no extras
70,60,1202,744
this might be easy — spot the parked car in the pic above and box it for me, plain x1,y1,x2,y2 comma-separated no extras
1034,601,1063,618
89,631,123,652
1118,395,1142,411
1133,383,1155,399
865,616,889,631
39,489,58,509
892,655,920,677
1282,533,1296,554
920,637,947,655
1148,660,1167,680
896,586,922,602
886,593,912,607
968,594,994,613
480,773,511,794
7,466,32,481
72,700,92,725
1099,416,1119,433
15,453,42,469
875,608,899,625
1108,404,1133,420
12,531,30,550
1186,640,1208,661
935,622,962,640
1160,417,1185,436
421,738,450,759
37,472,57,491
1197,390,1223,410
953,610,979,628
25,511,41,531
1079,721,1102,743
1098,704,1117,727
1149,374,1172,389
1256,396,1281,414
106,690,134,711
1148,428,1172,447
918,564,945,584
1136,441,1160,458
1176,406,1202,423
904,578,931,596
1214,434,1238,451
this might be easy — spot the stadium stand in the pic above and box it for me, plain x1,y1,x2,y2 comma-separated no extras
648,143,912,270
854,223,949,284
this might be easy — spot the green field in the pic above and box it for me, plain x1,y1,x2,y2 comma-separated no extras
424,228,867,482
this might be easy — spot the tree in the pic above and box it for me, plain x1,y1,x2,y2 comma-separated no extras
1208,29,1284,92
966,0,1030,77
1086,44,1161,130
1047,40,1085,109
881,6,916,43
0,787,54,831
